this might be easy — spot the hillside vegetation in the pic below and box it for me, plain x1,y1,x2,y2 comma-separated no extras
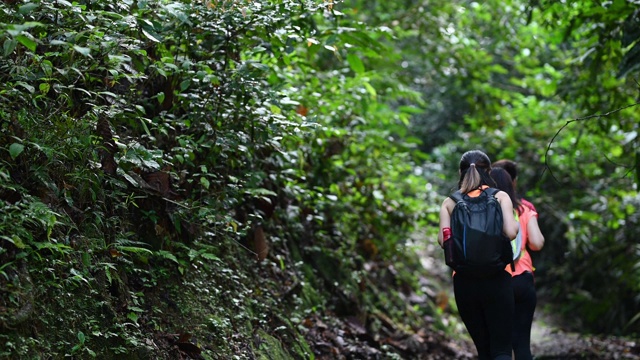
1,0,640,358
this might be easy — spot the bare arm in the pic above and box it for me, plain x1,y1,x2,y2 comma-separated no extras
438,197,454,247
496,191,519,240
526,215,545,251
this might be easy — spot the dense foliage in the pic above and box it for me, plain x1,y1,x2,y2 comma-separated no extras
1,0,639,358
419,0,640,335
0,0,440,358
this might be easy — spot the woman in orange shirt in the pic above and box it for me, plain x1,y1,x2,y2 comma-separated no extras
490,167,545,360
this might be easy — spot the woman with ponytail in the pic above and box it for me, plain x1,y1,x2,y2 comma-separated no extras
438,150,519,360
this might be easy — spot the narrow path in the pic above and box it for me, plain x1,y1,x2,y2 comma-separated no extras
416,235,640,360
530,302,640,359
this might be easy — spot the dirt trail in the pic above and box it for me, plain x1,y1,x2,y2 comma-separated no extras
530,303,640,359
417,237,640,360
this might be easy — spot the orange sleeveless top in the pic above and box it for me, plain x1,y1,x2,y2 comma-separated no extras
507,205,538,276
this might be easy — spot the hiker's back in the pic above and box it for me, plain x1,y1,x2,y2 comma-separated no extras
445,188,513,277
438,150,517,360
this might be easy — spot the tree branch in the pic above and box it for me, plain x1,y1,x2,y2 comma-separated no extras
542,101,640,184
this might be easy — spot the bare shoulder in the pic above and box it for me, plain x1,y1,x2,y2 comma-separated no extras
441,196,455,211
493,190,511,204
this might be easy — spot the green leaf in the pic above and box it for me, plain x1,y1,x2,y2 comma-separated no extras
122,172,140,187
141,28,161,43
134,104,146,114
6,236,26,249
200,177,210,189
611,146,623,157
73,45,92,57
250,62,269,71
19,3,40,14
252,46,267,53
157,250,178,264
270,104,282,114
324,45,337,52
347,53,365,74
77,331,86,344
7,22,43,36
138,117,151,137
199,253,220,261
363,82,377,98
118,246,153,255
127,312,139,323
3,39,17,57
16,35,36,52
398,105,424,115
246,188,277,197
81,252,90,267
49,40,68,46
39,83,50,94
9,143,24,160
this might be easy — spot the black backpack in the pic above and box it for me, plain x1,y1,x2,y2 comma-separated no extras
444,188,514,277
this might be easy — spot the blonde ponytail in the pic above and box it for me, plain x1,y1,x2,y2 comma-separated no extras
460,163,482,193
457,150,494,193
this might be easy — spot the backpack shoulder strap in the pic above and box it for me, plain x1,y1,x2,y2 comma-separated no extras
483,187,500,197
449,190,464,203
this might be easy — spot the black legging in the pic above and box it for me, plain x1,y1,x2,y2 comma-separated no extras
454,270,514,360
512,271,537,360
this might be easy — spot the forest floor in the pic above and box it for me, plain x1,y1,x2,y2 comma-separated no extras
529,302,640,360
417,238,640,360
134,234,640,359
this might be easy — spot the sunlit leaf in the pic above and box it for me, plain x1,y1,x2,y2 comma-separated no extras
16,35,36,52
324,45,337,52
39,83,50,94
6,236,26,249
73,45,91,57
49,40,68,46
7,22,43,35
118,246,152,255
200,177,210,189
250,62,269,71
270,104,282,114
3,39,17,56
199,253,220,261
141,28,161,43
347,53,365,74
363,82,376,98
19,3,40,14
246,188,277,197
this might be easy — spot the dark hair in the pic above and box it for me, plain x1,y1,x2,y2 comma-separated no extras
458,150,496,193
490,167,522,215
492,159,518,181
